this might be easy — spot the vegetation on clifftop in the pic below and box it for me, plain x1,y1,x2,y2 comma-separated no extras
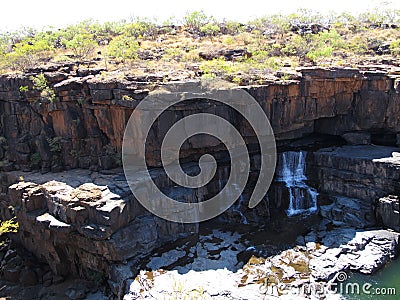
1,3,400,84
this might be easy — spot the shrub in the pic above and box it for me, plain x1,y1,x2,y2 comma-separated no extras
123,18,157,39
63,33,97,60
200,23,220,37
223,21,243,35
0,217,18,237
30,152,41,168
30,74,56,102
47,137,62,153
2,38,53,71
390,39,400,56
162,47,183,62
306,46,334,61
19,85,29,92
200,58,238,77
281,35,308,57
107,35,139,63
184,11,209,32
265,57,284,70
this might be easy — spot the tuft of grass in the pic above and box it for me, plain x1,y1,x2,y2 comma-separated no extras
0,217,18,236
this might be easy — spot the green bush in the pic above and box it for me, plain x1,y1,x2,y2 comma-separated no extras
200,58,238,77
47,137,62,153
0,217,18,236
63,33,97,60
200,23,220,37
30,152,41,168
2,38,53,71
281,35,308,57
30,74,56,102
223,21,243,35
107,35,139,63
306,46,334,61
390,39,400,56
123,18,157,39
184,11,209,32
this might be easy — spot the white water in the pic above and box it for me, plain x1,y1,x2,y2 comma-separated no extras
277,151,318,216
218,168,249,224
231,183,249,224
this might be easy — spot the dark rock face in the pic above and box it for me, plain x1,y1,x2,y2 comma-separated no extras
0,67,399,173
376,195,400,231
312,146,400,201
1,67,400,297
312,145,400,229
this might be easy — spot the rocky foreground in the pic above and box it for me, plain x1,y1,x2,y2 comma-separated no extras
125,228,399,299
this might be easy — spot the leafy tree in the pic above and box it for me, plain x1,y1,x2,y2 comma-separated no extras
184,11,209,32
225,21,243,35
63,33,97,60
123,18,157,39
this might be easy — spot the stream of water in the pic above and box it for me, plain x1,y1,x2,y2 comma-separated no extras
276,151,318,216
344,258,400,300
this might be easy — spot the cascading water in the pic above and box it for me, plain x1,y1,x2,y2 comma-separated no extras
276,151,318,216
218,168,249,224
231,183,249,224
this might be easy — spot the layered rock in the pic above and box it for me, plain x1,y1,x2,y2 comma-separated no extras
0,67,399,172
1,66,400,297
5,169,197,289
312,145,400,228
376,195,400,231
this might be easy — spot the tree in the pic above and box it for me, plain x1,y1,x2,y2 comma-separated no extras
63,33,97,60
184,11,209,32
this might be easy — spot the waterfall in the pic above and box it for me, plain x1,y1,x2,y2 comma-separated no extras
218,168,249,224
231,183,249,224
277,151,318,216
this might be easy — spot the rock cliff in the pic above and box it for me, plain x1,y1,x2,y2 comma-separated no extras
1,66,400,298
0,66,399,173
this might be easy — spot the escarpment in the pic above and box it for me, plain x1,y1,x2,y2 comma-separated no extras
0,66,399,172
0,65,400,298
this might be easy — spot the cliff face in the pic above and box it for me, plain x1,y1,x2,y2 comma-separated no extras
0,67,399,173
0,66,400,297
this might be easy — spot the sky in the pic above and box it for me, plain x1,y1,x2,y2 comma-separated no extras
1,0,400,30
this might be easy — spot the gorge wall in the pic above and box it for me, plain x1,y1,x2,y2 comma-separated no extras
0,66,400,296
0,66,399,174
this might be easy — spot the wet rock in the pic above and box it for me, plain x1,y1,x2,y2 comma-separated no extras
311,229,399,280
146,249,186,270
65,288,87,300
